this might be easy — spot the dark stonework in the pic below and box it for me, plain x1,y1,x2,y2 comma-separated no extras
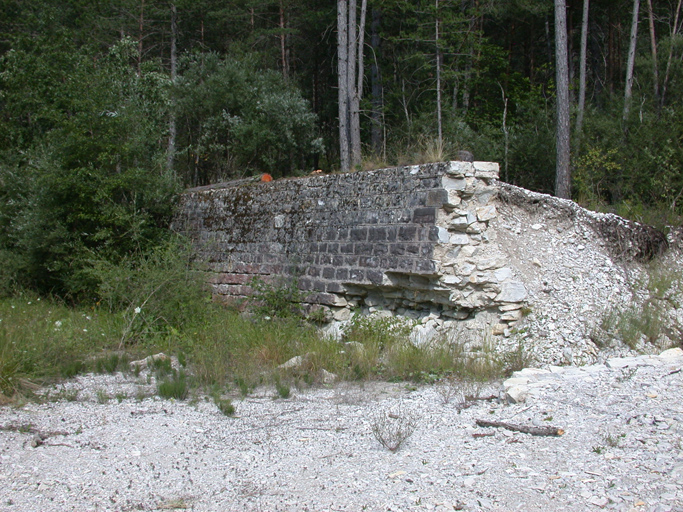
174,163,455,303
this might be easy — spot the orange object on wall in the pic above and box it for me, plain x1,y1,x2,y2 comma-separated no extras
261,173,273,182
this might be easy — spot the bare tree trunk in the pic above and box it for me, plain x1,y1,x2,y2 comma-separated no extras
338,0,350,173
661,0,682,106
646,0,660,101
623,0,640,123
350,0,367,168
347,0,357,166
435,0,443,147
279,1,289,79
370,8,383,157
555,0,571,199
138,0,145,75
167,2,178,175
499,83,509,183
576,0,589,137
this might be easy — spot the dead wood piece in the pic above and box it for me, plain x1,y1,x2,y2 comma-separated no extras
476,419,565,437
472,432,495,438
470,394,498,402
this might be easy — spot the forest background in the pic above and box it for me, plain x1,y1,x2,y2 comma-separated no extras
1,0,682,301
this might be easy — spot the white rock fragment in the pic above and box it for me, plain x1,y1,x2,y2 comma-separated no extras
659,347,683,359
450,234,470,245
476,205,497,222
505,385,528,404
495,281,528,303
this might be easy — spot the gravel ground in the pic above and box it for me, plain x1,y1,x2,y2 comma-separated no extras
1,350,682,512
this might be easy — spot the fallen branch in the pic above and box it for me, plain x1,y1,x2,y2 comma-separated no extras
475,419,564,437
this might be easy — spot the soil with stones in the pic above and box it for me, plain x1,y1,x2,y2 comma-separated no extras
1,350,682,512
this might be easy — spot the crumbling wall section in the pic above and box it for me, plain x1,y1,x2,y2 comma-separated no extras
174,161,531,330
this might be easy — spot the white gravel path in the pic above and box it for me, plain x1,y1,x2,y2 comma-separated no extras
1,351,682,512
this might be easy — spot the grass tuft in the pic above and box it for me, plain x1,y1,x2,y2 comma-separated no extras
157,371,189,400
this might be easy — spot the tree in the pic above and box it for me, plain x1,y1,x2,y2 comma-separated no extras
554,0,571,198
167,2,178,174
337,0,350,172
575,0,589,138
0,38,178,297
623,0,640,123
337,0,367,172
661,0,682,107
435,0,442,147
370,7,383,157
174,53,321,184
645,0,659,102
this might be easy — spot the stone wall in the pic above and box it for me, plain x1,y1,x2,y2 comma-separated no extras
174,161,533,336
175,160,683,364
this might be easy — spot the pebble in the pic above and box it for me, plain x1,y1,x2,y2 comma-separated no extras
1,351,682,512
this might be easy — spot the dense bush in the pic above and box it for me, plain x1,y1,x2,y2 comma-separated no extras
0,38,178,300
174,53,323,185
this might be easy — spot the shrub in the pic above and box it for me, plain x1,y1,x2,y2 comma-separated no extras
157,371,189,400
215,397,236,416
370,403,419,452
249,276,302,318
274,376,291,399
91,237,209,346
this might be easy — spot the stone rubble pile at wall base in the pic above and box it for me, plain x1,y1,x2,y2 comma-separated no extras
174,161,682,365
1,348,682,511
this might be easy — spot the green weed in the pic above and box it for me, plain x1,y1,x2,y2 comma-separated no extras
249,276,302,318
274,376,291,399
215,397,236,416
157,371,189,400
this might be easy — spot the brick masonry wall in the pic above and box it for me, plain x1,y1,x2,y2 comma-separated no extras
173,161,526,331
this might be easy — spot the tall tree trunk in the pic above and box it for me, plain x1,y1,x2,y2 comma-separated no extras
575,0,589,138
555,0,571,199
350,0,367,168
370,8,383,157
623,0,640,123
661,0,682,107
167,2,178,175
138,0,145,75
347,0,358,166
646,0,659,102
279,1,289,79
338,0,350,173
435,0,443,147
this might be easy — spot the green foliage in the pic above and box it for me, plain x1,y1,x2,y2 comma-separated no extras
174,53,322,184
157,370,189,400
91,237,209,345
592,260,682,350
248,276,303,318
0,38,180,300
0,295,124,398
94,353,128,374
214,396,236,416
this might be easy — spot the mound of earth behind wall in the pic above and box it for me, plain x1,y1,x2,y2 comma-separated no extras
481,184,681,365
174,162,682,366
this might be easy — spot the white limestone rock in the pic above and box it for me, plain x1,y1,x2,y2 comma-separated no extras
476,205,497,222
495,281,528,303
446,160,474,177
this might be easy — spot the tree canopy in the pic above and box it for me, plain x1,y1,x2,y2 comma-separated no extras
1,0,682,298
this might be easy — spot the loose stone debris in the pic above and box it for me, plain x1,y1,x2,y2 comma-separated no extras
1,348,682,511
